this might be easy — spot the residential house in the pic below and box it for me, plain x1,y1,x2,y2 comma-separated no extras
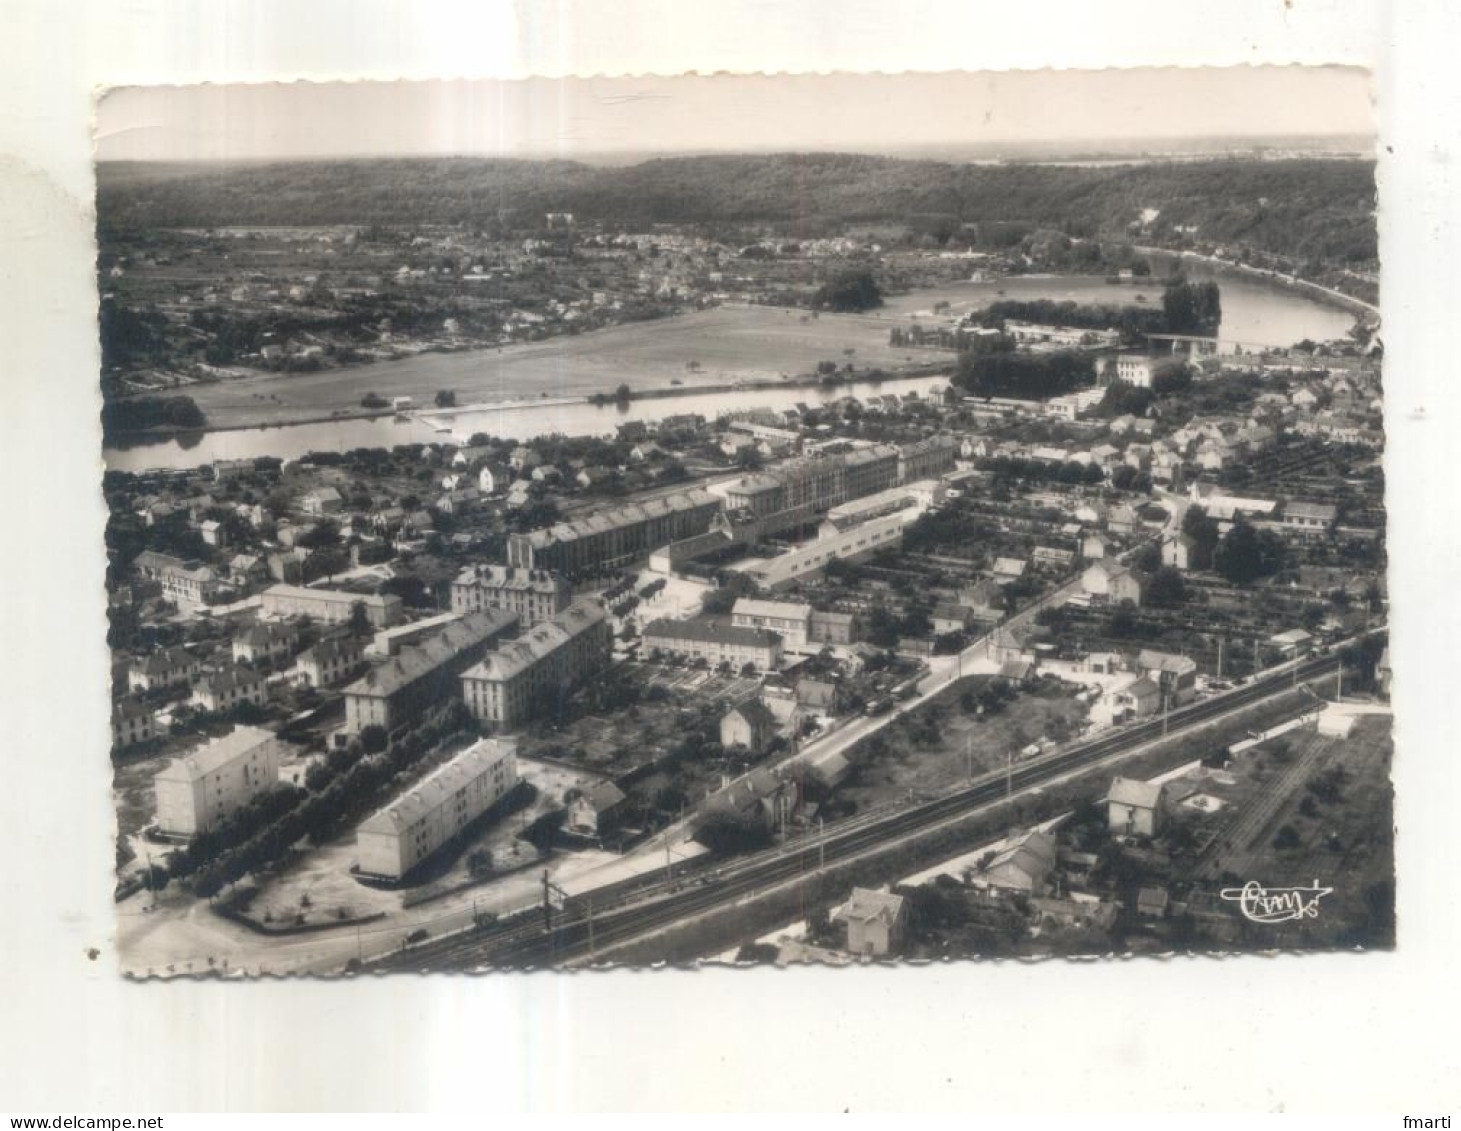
128,647,202,692
575,466,616,491
832,888,907,958
301,487,342,517
509,446,541,472
293,635,367,688
1106,505,1140,535
1136,886,1171,919
1280,501,1338,537
1080,560,1142,606
1105,776,1167,836
565,781,629,839
232,622,301,666
191,667,269,713
228,553,266,583
703,766,798,835
1161,533,1197,571
1136,650,1199,705
795,678,842,714
997,659,1036,687
807,609,860,645
932,603,976,636
720,698,781,755
1113,676,1162,719
993,557,1028,582
976,829,1058,893
111,700,157,750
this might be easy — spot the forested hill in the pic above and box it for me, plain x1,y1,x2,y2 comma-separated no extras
97,152,1377,264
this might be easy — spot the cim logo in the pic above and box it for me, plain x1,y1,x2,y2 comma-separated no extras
1220,880,1334,924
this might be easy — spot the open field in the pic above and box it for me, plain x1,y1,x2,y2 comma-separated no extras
177,305,928,431
1183,711,1394,948
834,675,1091,812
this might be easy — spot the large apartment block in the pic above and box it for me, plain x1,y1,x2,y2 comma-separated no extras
726,509,906,590
506,490,720,574
721,445,900,522
341,609,519,738
450,564,571,625
896,435,959,483
460,601,612,729
153,725,283,837
355,737,519,880
260,584,404,629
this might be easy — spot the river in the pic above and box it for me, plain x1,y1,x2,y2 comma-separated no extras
103,268,1359,473
878,262,1360,346
102,374,956,472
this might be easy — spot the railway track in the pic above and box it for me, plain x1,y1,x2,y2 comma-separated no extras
366,644,1368,973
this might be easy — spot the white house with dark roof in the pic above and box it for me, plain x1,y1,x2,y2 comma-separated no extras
1105,777,1167,837
566,781,628,838
832,887,907,958
1081,560,1143,606
293,635,367,687
128,646,202,692
111,700,157,750
720,698,781,755
191,666,269,713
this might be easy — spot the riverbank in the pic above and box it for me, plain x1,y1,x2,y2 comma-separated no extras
1139,246,1380,319
105,360,953,446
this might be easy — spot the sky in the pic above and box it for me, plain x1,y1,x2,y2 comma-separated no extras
95,67,1374,164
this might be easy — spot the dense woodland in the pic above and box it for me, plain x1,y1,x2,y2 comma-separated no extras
97,154,1378,266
